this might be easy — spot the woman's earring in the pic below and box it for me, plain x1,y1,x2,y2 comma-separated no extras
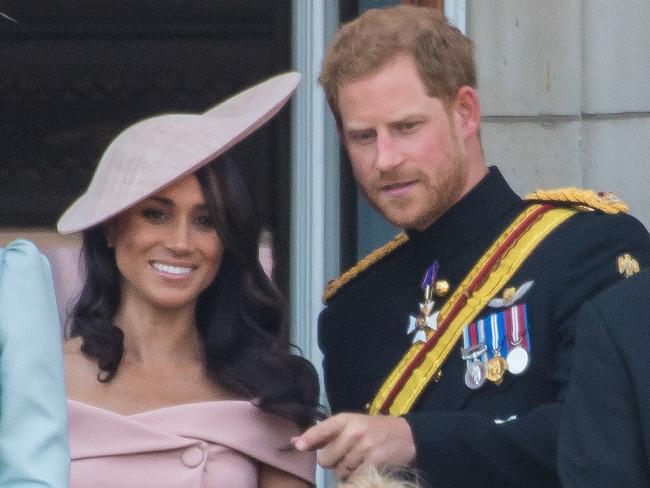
106,224,115,248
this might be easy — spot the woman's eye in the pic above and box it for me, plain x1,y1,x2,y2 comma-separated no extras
196,215,216,229
141,208,167,223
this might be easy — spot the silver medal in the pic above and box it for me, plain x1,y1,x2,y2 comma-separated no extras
506,346,529,374
462,343,488,389
465,359,486,389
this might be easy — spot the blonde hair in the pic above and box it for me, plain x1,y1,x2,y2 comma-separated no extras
337,466,422,488
320,4,476,127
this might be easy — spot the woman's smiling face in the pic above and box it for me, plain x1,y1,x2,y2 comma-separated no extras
107,173,223,312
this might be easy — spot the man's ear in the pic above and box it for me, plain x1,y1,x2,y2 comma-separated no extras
452,86,481,141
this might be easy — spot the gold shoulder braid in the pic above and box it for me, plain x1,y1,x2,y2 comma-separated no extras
525,188,628,214
322,232,409,304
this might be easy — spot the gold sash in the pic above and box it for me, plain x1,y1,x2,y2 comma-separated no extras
368,204,577,416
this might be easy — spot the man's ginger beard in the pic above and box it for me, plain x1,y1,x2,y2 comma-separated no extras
359,137,470,231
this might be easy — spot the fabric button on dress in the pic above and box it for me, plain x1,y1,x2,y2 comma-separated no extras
181,446,204,468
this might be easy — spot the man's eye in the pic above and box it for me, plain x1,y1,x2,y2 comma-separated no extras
397,121,419,132
350,131,375,144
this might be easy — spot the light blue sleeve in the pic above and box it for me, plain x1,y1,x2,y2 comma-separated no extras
0,239,70,487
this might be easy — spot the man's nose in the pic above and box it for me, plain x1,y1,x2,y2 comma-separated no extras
374,130,402,172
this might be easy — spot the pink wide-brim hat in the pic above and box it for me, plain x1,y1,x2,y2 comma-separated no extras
57,72,301,234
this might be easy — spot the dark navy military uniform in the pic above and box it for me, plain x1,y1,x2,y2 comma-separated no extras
559,268,650,487
318,167,650,488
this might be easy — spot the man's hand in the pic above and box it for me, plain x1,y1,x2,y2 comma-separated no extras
291,413,416,480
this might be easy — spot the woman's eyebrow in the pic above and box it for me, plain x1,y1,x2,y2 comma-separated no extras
146,196,173,206
145,196,209,211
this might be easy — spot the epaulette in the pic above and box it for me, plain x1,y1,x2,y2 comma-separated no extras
322,232,409,304
524,188,629,214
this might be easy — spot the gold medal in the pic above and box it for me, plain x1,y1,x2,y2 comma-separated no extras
486,355,507,384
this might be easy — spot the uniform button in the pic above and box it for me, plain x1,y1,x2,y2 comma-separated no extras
181,446,204,468
434,279,450,297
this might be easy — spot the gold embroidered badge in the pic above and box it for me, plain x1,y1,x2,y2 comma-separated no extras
617,253,640,278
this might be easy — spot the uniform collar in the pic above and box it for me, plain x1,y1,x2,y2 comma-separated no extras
406,166,523,264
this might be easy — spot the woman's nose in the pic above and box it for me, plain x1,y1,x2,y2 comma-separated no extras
165,220,193,254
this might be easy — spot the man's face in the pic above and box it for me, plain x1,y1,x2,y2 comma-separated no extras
338,54,472,231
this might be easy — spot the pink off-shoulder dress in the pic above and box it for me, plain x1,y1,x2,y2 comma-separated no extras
68,399,315,487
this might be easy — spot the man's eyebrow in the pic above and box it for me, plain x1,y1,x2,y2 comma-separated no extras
343,122,373,132
388,110,427,122
344,111,427,131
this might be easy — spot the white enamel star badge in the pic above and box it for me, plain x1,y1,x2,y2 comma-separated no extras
407,300,439,344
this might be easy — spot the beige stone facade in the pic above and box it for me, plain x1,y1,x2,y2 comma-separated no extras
471,0,650,229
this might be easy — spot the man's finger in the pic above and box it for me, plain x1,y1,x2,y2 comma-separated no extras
316,423,362,469
347,461,370,482
291,414,347,451
335,463,355,481
330,450,364,479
